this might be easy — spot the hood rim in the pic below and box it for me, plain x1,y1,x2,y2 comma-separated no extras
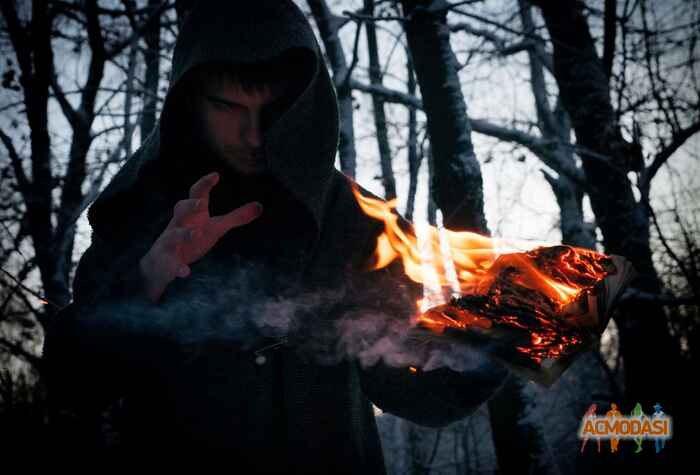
88,0,341,256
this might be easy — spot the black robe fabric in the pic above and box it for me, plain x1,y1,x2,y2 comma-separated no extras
41,1,512,472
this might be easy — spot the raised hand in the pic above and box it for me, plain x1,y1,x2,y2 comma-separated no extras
139,171,263,302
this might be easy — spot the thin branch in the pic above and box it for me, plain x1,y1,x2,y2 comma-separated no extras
0,129,30,194
50,0,160,18
519,0,559,137
643,200,698,299
450,8,527,38
642,120,700,189
0,0,32,88
449,21,534,55
104,0,172,59
347,78,585,186
0,267,59,309
0,337,42,368
49,72,82,128
341,9,407,23
0,257,35,319
349,78,421,108
340,13,365,91
602,0,617,79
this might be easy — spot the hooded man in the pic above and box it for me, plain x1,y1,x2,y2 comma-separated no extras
42,1,511,472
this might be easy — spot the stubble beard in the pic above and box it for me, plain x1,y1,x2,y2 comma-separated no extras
220,146,268,177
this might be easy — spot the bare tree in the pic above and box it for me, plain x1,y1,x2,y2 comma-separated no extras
0,0,174,449
528,0,697,467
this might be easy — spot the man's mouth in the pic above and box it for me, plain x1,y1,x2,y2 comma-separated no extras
243,156,265,165
224,151,263,163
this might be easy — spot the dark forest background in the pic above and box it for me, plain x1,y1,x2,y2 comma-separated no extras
0,0,698,472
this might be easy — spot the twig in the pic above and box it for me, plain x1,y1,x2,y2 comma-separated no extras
0,267,60,309
0,336,42,368
643,200,698,299
424,428,443,474
340,12,365,91
341,10,407,23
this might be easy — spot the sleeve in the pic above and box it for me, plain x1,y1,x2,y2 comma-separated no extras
354,258,512,429
40,228,166,445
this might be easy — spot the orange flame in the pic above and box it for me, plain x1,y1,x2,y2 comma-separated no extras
351,184,615,366
352,184,596,306
353,187,499,291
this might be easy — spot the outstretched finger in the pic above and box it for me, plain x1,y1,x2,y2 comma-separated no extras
189,171,220,203
208,202,263,239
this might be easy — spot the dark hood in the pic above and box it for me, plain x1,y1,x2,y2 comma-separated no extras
88,0,340,242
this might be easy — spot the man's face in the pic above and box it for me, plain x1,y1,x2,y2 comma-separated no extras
195,73,286,176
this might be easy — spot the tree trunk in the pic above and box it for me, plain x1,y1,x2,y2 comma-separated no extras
400,2,544,474
405,54,421,222
426,145,436,227
365,0,396,199
488,376,548,475
307,0,357,177
140,0,161,141
518,0,595,250
400,0,487,232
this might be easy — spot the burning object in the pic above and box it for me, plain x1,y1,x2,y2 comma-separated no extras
410,246,636,386
352,185,636,386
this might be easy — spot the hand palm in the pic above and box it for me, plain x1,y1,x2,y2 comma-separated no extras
141,171,262,302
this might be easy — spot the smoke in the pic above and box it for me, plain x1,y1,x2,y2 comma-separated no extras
80,258,490,374
333,308,491,373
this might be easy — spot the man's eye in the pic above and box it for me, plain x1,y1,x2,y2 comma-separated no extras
209,98,240,110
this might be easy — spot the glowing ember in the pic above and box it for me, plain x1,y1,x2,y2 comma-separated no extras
351,184,636,386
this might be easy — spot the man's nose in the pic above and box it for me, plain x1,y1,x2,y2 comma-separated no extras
244,109,262,148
